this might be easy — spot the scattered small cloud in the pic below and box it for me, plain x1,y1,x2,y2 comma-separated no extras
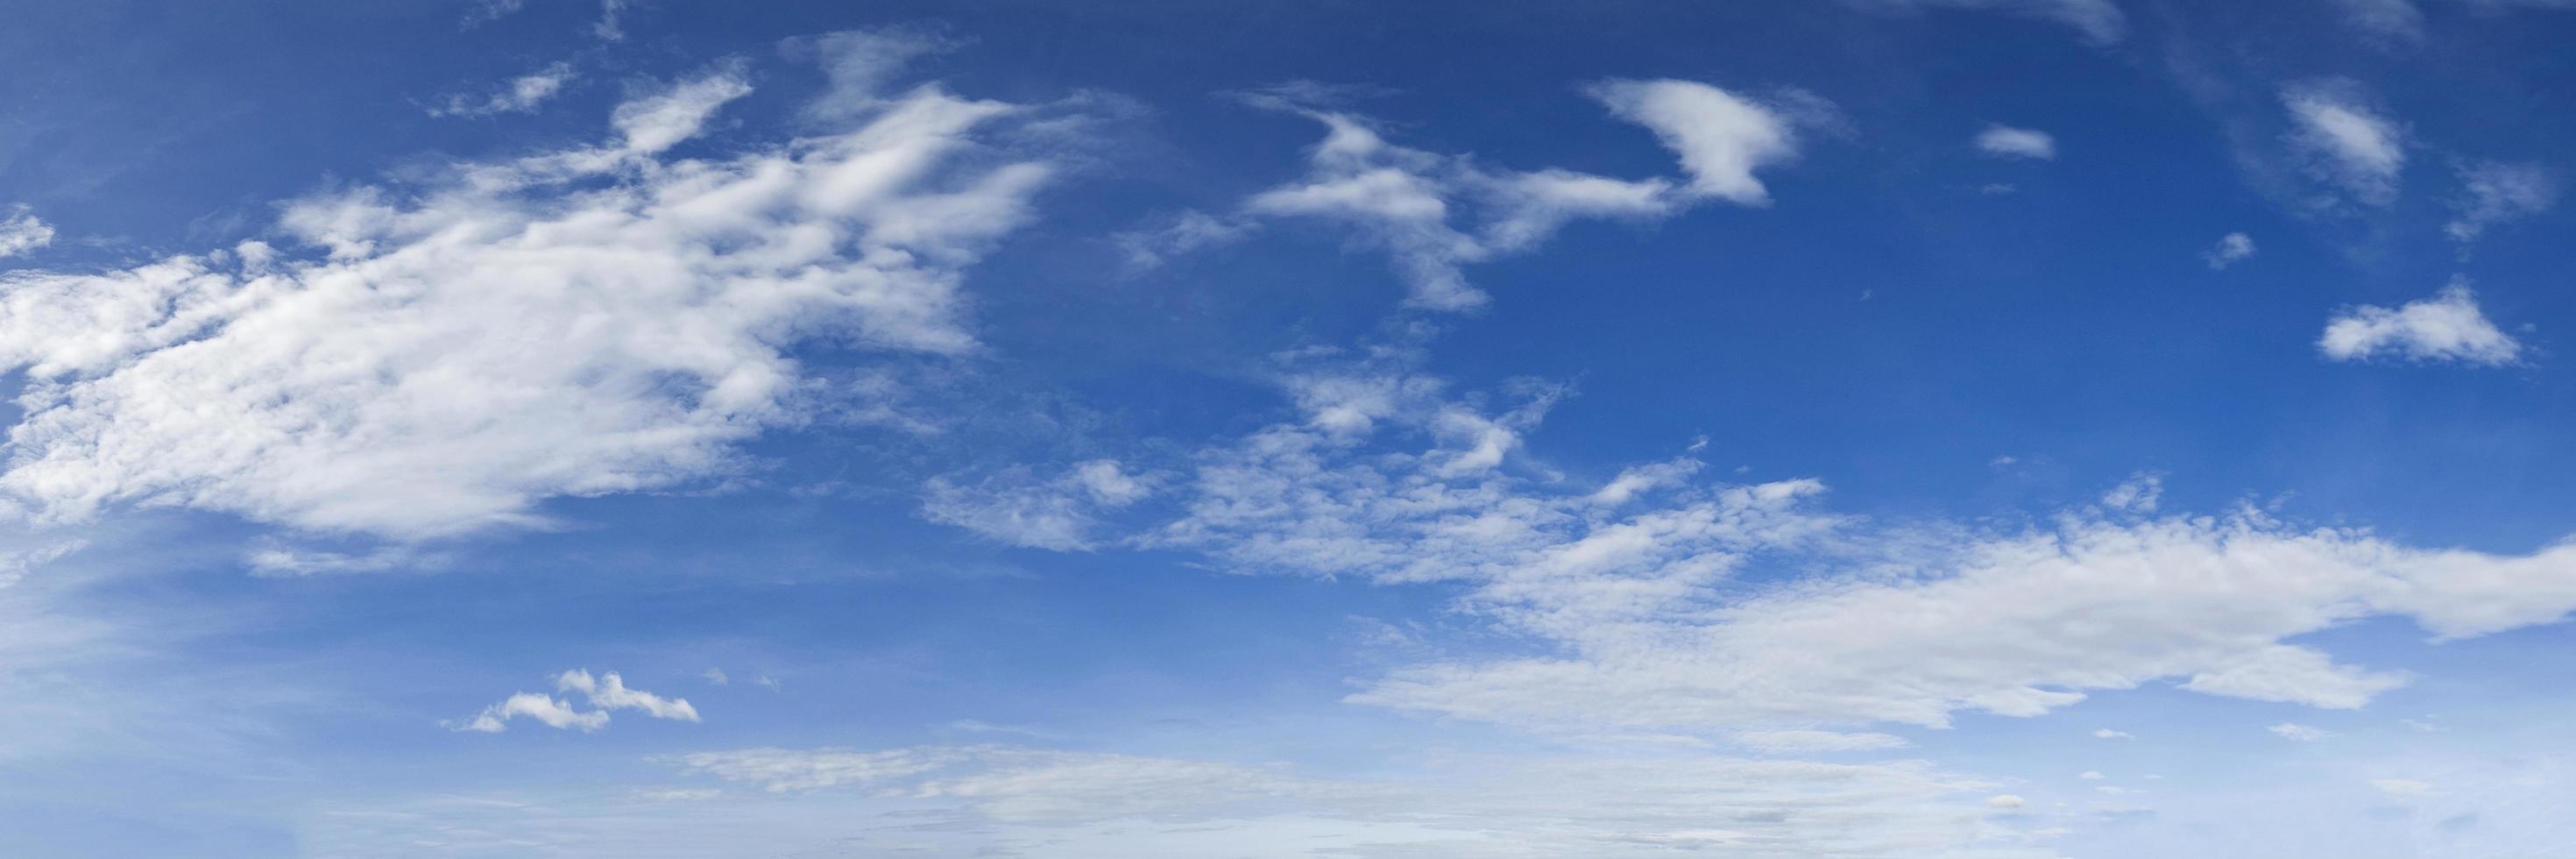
428,62,577,118
2094,728,2134,740
2446,160,2556,244
453,669,700,733
700,668,729,686
2371,777,2439,797
2269,722,2332,742
2282,80,2406,206
2203,231,2256,269
0,205,55,259
1975,124,2056,160
2319,280,2523,366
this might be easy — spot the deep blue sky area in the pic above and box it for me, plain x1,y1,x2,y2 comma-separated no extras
4,1,2576,856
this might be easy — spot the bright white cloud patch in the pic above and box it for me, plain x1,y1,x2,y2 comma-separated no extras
2282,82,2406,205
1975,124,2056,160
0,32,1070,539
428,61,576,117
2446,160,2557,243
456,669,698,732
2204,231,2256,269
2094,729,2133,739
1224,80,1808,310
2319,280,2523,366
2332,0,2424,39
0,206,54,259
1589,79,1806,205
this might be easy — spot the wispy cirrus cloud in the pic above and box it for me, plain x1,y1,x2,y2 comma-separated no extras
0,31,1077,540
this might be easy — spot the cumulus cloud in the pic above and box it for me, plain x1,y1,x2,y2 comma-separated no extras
2204,231,2256,269
2319,280,2523,366
2282,81,2406,205
0,32,1073,539
0,206,54,259
2093,729,2133,740
456,669,698,732
1589,79,1807,205
1844,0,2127,43
2446,160,2557,243
428,62,577,117
1220,79,1809,310
1975,124,2056,160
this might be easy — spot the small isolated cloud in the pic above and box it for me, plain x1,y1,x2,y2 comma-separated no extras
2371,777,2438,797
1975,125,2056,160
2319,280,2523,366
700,668,729,686
2446,160,2557,243
454,669,700,733
1590,79,1805,206
2094,728,2134,740
1986,794,2026,810
2332,0,2424,39
2204,232,2256,269
2269,722,2332,742
428,62,576,118
2080,770,2105,780
0,205,55,259
2282,81,2406,206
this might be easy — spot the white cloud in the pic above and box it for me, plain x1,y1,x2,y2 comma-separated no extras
1589,80,1806,205
2080,770,2105,779
1732,729,1912,753
2099,472,2162,514
1987,793,2026,809
2269,721,2331,741
626,743,2056,857
0,35,1073,539
456,692,610,733
2319,280,2523,366
0,206,54,259
2446,160,2557,243
1128,347,2576,739
2204,231,2256,269
456,669,699,732
922,459,1150,550
2282,81,2406,205
700,668,729,685
2371,777,2439,797
1114,209,1253,271
1226,80,1808,310
428,62,576,117
1975,124,2057,160
1844,0,2128,43
593,0,631,40
2093,729,2134,740
2332,0,2424,39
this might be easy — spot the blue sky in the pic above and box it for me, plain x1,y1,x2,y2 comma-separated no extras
4,0,2576,855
